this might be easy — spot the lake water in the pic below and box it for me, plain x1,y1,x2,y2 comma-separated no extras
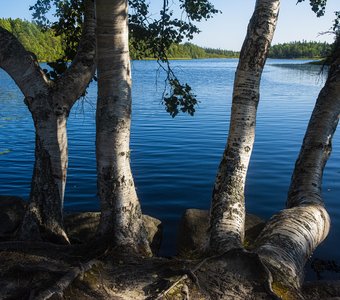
0,59,339,280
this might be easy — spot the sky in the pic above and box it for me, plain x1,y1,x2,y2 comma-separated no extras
0,0,338,51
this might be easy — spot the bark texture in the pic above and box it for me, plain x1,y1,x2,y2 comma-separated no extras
96,0,151,255
255,205,330,292
0,0,96,243
255,40,340,291
287,42,340,208
209,0,280,253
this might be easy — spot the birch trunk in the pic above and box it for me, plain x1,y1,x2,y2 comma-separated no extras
209,0,280,253
96,0,151,255
0,0,96,243
255,40,340,291
20,109,70,243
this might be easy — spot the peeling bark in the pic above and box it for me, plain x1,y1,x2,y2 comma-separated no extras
95,0,151,256
255,40,340,291
209,0,280,253
255,204,330,291
0,0,96,243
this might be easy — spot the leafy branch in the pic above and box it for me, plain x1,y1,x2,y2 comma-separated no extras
297,0,339,31
30,0,220,116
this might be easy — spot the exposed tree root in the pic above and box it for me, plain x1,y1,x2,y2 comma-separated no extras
32,260,101,300
1,240,340,299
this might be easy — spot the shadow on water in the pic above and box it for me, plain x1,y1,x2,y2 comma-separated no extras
270,61,327,75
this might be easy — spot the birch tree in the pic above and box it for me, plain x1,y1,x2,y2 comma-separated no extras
94,0,218,255
3,0,217,248
0,0,96,243
2,1,340,298
206,0,339,296
209,0,280,253
95,0,152,255
255,36,340,295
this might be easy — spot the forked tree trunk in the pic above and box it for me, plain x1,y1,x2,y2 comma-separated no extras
0,0,96,243
96,0,151,255
209,0,280,253
255,39,340,293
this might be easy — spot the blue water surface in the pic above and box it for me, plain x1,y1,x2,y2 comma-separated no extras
0,59,339,280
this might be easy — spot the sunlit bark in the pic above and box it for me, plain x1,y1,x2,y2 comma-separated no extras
0,0,96,243
95,0,151,255
256,39,340,290
209,0,280,253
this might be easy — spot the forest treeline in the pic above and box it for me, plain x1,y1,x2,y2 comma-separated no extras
268,40,332,58
165,43,239,59
0,18,63,62
0,18,333,61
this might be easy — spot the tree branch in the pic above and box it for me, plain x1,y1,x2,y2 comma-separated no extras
55,0,96,108
0,27,50,99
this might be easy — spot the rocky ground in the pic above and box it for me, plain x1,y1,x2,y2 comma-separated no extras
0,196,340,299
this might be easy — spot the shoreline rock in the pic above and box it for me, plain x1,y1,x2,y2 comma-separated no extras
176,208,266,258
0,196,163,255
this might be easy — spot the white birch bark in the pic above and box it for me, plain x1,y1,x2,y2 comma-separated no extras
209,0,280,254
0,0,96,243
255,40,340,290
95,0,151,255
